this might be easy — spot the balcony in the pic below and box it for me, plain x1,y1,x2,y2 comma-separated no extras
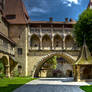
0,44,15,55
54,47,63,50
31,47,40,50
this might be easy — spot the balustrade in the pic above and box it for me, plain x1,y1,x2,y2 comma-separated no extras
29,27,78,51
0,44,15,55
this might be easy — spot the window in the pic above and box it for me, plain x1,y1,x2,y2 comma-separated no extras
3,41,8,48
17,48,22,55
6,15,16,19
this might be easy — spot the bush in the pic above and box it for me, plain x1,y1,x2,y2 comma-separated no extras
13,69,19,77
0,73,5,79
0,61,5,78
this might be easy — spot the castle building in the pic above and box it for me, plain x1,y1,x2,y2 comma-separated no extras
0,0,92,80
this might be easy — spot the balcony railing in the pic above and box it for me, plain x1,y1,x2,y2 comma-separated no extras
30,46,79,51
0,44,15,55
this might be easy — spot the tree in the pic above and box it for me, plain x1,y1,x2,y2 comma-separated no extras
74,9,92,51
47,56,57,69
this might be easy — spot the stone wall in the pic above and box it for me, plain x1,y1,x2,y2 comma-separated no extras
0,14,8,37
8,24,29,76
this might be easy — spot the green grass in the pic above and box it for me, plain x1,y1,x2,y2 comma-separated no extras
0,77,37,92
80,86,92,92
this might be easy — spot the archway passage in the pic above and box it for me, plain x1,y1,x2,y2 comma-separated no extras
34,52,75,78
65,35,74,50
30,34,40,49
54,35,63,50
42,35,52,50
0,56,17,77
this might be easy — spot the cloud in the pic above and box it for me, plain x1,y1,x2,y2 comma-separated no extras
67,3,72,7
67,0,79,4
62,0,80,7
31,7,46,13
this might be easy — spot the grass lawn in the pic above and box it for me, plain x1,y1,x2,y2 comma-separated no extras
0,77,37,92
80,86,92,92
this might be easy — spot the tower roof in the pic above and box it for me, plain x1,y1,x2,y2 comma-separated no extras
75,40,92,65
3,0,30,24
88,0,92,9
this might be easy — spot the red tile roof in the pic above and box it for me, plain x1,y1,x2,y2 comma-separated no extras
29,21,76,24
3,0,30,24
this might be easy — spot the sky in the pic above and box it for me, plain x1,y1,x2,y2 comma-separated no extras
23,0,90,21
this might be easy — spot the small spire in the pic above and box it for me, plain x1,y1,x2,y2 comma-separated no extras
75,36,92,65
88,0,92,9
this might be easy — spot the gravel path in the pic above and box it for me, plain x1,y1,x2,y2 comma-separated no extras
13,78,92,92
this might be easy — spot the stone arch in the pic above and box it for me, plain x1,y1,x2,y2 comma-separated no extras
54,34,63,49
65,35,74,50
30,34,40,49
0,56,10,77
42,34,52,50
33,52,76,77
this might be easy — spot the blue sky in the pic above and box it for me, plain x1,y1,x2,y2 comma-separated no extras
23,0,90,21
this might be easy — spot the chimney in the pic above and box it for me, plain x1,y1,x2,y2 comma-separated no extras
49,17,53,22
65,18,68,22
70,18,73,22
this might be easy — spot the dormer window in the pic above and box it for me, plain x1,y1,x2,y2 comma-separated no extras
6,15,16,19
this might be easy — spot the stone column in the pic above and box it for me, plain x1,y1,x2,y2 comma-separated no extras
40,25,42,50
40,36,42,50
51,25,54,50
77,65,81,82
52,36,54,50
5,65,10,78
63,36,66,50
73,65,76,81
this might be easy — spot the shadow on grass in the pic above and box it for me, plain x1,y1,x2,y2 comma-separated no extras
0,84,23,92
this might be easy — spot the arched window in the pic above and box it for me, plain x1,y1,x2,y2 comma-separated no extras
42,35,51,50
65,35,74,50
54,35,63,50
30,34,40,50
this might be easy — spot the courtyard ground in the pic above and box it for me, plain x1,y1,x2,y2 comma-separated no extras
0,77,36,92
13,78,92,92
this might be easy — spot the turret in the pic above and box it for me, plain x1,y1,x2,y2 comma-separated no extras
88,0,92,9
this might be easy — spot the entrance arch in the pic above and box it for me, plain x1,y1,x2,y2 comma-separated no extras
33,52,76,77
0,56,10,77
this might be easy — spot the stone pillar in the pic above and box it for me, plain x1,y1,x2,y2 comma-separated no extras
73,65,76,81
40,36,42,50
77,65,81,82
5,65,10,78
63,36,66,50
52,36,54,50
51,25,54,50
40,25,42,50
